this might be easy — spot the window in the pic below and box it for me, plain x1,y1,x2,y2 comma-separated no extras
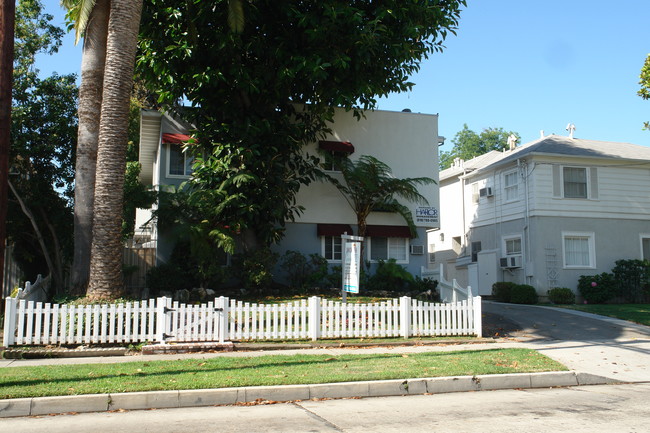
471,241,482,262
369,237,408,263
563,167,587,198
503,236,522,256
562,232,595,268
167,144,193,177
322,236,343,261
641,235,650,261
504,171,519,202
428,243,436,264
471,183,479,204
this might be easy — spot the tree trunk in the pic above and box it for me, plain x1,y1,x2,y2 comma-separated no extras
0,0,15,299
87,0,143,301
70,0,110,295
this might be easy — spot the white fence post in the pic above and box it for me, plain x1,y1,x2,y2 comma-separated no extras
473,296,482,337
218,296,228,343
308,296,321,341
400,296,411,339
3,297,16,346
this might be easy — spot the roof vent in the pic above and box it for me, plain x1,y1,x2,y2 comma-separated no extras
540,130,545,138
566,123,576,139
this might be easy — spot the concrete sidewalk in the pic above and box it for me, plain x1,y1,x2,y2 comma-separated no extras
1,305,649,418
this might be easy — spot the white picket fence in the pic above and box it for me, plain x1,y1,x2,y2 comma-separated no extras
3,296,482,347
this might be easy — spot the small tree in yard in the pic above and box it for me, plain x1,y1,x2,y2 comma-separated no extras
321,154,435,248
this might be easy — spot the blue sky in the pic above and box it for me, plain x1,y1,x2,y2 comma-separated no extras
40,1,650,151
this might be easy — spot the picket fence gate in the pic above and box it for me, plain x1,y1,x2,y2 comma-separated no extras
3,296,482,347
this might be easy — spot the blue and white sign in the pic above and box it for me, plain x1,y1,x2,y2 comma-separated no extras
343,240,360,293
415,206,439,224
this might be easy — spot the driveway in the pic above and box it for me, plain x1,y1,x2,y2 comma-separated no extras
483,301,650,383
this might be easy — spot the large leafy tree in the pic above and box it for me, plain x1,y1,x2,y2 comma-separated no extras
439,124,520,170
138,0,466,250
322,154,435,243
9,0,77,291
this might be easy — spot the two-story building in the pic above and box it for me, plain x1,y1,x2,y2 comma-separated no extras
431,133,650,298
136,107,442,278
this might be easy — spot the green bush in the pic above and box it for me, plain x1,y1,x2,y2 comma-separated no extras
492,281,517,302
611,259,650,303
232,248,279,292
578,273,617,304
510,284,538,304
146,262,194,294
279,251,330,290
366,259,414,293
547,287,576,304
410,277,440,302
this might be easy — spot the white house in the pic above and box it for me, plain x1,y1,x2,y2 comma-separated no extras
430,132,650,298
136,107,442,278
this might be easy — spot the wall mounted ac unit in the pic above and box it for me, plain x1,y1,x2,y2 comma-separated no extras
410,245,424,255
499,255,522,269
479,187,494,198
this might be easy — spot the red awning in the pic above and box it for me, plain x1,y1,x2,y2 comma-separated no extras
317,224,354,237
162,133,194,144
318,140,355,154
366,225,413,238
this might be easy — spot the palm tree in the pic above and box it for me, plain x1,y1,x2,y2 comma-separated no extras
61,0,109,294
86,0,143,300
322,155,436,242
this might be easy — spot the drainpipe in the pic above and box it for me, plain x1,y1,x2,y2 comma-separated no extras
518,158,531,284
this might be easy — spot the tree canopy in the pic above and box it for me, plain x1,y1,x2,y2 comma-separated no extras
439,124,520,170
137,0,466,249
10,0,77,290
638,54,650,129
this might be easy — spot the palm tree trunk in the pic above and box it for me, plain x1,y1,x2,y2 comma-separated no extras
70,0,110,295
87,0,143,300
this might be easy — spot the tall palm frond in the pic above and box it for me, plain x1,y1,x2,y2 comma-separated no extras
60,0,96,45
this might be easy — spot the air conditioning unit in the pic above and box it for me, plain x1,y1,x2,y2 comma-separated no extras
410,245,424,255
499,255,522,269
479,187,494,198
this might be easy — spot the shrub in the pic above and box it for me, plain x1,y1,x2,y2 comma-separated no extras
232,248,279,292
510,284,538,304
366,259,414,293
611,259,650,303
279,251,330,290
547,287,576,304
578,273,617,304
146,262,194,294
410,277,440,302
492,281,517,302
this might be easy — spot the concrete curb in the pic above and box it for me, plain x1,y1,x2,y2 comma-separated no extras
0,371,623,418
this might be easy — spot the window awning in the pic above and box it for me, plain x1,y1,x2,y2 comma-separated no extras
318,140,355,154
162,133,194,145
366,225,413,238
317,224,354,237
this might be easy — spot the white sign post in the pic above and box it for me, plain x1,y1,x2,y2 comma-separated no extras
341,233,363,303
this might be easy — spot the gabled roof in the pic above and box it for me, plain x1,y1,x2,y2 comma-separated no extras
442,135,650,181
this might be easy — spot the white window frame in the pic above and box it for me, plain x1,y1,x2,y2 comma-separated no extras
166,143,193,178
640,234,650,261
502,235,522,257
562,166,588,199
562,231,596,269
367,237,409,264
321,236,343,262
503,170,519,202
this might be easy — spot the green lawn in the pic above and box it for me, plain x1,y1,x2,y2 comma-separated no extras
0,348,565,399
556,304,650,326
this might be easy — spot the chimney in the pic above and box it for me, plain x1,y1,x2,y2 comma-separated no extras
507,134,518,151
566,123,576,139
540,130,545,139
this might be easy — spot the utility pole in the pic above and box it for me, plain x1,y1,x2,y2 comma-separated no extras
0,0,15,299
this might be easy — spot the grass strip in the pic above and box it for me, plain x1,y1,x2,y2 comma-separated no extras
0,348,566,399
556,304,650,326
